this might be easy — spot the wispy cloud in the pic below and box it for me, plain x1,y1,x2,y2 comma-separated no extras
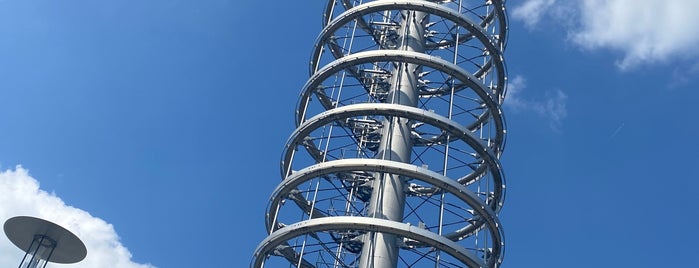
511,0,557,29
0,166,155,268
505,75,568,131
512,0,699,70
669,61,699,89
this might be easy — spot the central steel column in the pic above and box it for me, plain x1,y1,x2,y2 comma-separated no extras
359,8,427,268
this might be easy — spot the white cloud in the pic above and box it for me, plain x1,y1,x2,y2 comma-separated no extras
511,0,557,29
573,0,699,69
505,75,568,131
512,0,699,70
503,75,527,109
669,62,699,88
0,166,155,268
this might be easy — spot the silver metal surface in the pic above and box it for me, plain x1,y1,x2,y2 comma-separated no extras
254,0,508,267
253,217,486,268
264,159,504,261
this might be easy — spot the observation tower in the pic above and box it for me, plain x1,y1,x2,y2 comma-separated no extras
253,0,508,267
4,216,87,268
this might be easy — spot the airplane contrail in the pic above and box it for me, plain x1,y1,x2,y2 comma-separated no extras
610,122,625,139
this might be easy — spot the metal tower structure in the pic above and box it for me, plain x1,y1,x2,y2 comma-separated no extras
253,0,508,267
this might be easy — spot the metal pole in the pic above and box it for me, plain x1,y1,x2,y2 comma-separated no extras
359,9,427,268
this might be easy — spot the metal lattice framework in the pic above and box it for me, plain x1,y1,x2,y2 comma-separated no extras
253,0,508,267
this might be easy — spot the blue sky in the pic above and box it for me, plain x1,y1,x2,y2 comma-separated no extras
1,0,698,267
